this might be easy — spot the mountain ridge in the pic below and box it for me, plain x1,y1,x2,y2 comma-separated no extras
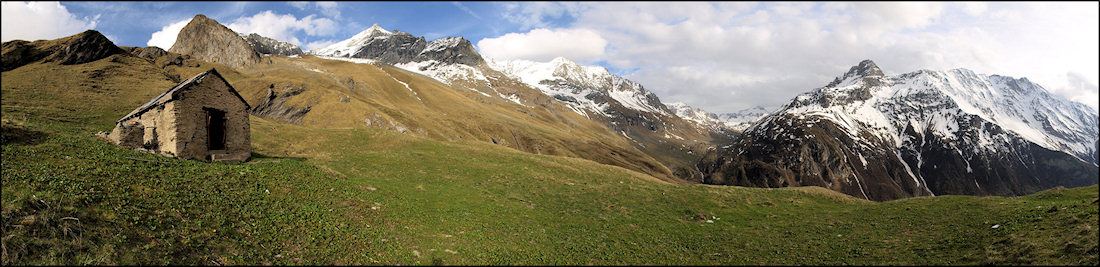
699,59,1099,201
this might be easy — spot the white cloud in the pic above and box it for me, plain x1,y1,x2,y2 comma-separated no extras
226,11,337,46
1,1,99,42
315,2,340,19
303,39,337,51
477,28,607,63
146,18,191,49
500,2,588,30
287,2,339,19
960,2,988,16
488,2,1099,113
1063,72,1099,109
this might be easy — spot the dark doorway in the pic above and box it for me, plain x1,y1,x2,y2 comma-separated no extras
205,108,226,150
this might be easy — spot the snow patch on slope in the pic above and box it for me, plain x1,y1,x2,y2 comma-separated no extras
394,60,488,86
317,56,378,65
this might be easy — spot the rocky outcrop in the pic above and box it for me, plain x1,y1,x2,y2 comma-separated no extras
241,33,303,56
351,30,425,63
249,83,311,124
169,14,262,69
1,30,124,71
417,37,484,66
1,40,49,72
131,46,169,60
45,30,125,65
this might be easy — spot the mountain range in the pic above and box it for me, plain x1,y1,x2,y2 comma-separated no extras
3,12,1098,265
204,16,1099,199
310,23,739,181
6,14,1093,201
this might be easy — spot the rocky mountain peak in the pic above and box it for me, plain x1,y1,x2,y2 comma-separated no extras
349,23,396,41
853,59,884,77
367,23,391,35
827,59,884,87
169,14,262,69
310,24,430,63
550,56,575,66
241,33,303,56
420,36,484,66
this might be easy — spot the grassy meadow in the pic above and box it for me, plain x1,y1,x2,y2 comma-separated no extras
1,52,1097,265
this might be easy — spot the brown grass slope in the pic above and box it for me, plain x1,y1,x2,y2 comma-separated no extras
244,55,679,182
2,35,678,183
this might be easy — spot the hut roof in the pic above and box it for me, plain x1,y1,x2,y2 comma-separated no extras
117,68,250,123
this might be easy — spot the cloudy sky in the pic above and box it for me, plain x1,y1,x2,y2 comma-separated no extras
2,2,1097,113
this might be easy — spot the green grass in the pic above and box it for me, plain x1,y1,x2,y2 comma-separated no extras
2,54,1097,265
2,121,391,265
3,116,1096,265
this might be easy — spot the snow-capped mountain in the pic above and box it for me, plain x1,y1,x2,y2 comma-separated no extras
310,24,398,58
699,60,1099,201
488,57,669,118
487,57,740,180
309,24,737,181
310,24,484,67
667,102,722,125
715,105,779,132
665,102,779,133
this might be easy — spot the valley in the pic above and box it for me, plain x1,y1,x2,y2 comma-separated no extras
2,11,1097,265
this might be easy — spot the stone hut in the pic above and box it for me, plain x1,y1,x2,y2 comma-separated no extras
109,68,251,162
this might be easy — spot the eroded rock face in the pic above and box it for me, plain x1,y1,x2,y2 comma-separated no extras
417,37,484,66
46,30,126,65
241,33,303,56
1,30,124,71
349,31,427,64
249,83,311,124
132,46,169,60
169,14,262,69
0,40,46,71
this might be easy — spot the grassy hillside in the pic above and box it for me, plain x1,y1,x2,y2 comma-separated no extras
227,55,681,182
2,47,1097,265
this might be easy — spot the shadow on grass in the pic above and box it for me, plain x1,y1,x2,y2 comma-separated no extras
1,123,49,146
248,151,308,163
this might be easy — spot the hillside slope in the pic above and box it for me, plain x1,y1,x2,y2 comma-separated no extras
3,30,1096,266
231,55,678,181
311,24,737,182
